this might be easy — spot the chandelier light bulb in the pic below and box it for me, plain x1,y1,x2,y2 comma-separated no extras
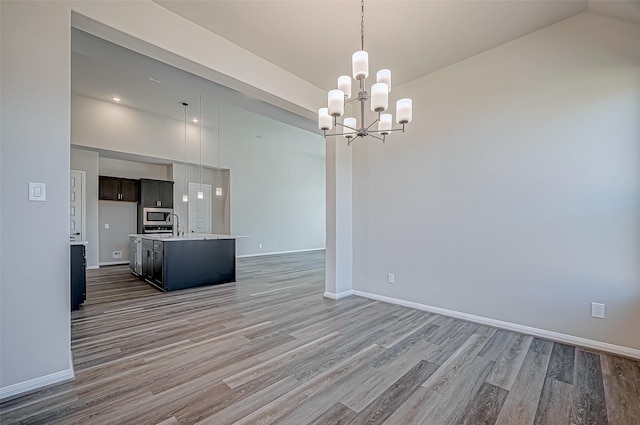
352,51,369,80
317,0,413,143
376,69,391,92
379,114,392,135
328,89,345,117
318,108,333,131
215,187,223,196
183,195,188,202
338,76,352,99
343,117,357,138
197,191,204,199
396,98,413,124
371,83,389,112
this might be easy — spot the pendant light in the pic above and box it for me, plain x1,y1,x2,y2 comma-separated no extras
216,101,222,197
181,102,188,203
197,94,204,199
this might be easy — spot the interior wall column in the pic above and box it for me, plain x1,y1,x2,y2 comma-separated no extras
325,136,353,299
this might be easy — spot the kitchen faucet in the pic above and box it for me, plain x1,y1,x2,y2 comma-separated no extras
171,213,180,236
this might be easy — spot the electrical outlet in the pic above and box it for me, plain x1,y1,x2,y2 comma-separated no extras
113,251,122,259
591,302,605,319
388,273,395,284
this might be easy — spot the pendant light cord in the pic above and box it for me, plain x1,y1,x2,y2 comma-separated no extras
183,102,188,200
217,101,221,188
199,94,202,193
361,0,365,51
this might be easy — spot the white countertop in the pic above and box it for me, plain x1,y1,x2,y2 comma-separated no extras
70,241,88,246
129,233,244,242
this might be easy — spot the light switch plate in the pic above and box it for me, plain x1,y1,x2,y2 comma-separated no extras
29,182,46,201
591,302,605,319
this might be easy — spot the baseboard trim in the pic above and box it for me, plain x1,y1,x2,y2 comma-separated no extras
0,368,75,401
86,265,99,270
237,248,325,258
352,290,640,360
98,261,129,266
324,290,354,300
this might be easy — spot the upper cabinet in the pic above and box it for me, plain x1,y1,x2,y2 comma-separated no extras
99,176,139,202
140,179,174,208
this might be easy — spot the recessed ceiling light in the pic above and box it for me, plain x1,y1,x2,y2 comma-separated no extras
112,96,121,102
149,77,162,83
192,118,198,123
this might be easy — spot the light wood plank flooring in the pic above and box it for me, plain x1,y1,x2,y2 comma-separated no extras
1,250,639,424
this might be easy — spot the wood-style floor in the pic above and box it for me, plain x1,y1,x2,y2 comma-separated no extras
1,250,639,424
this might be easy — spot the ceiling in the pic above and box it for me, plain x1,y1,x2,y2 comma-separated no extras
155,0,597,90
71,28,321,134
72,1,640,134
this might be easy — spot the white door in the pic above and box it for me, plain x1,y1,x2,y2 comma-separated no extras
70,170,86,242
189,183,211,234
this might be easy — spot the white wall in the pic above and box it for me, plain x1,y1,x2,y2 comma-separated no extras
172,164,230,234
221,104,326,256
99,157,171,180
1,1,73,395
71,148,99,268
72,95,325,257
353,12,640,351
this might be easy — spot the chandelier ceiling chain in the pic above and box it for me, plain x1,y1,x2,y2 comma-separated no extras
360,0,365,51
318,0,413,144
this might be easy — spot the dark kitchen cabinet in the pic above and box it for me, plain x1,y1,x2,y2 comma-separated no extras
152,241,164,285
99,176,139,202
70,244,86,310
140,179,174,208
142,239,153,282
141,238,164,289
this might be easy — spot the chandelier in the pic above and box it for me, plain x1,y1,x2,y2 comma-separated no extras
318,0,413,144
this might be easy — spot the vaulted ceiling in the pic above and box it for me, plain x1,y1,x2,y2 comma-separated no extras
72,1,640,130
154,0,640,91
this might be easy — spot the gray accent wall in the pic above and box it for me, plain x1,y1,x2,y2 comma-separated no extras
1,1,73,392
352,12,640,351
98,201,137,264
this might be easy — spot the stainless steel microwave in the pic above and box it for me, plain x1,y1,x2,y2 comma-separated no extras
142,207,173,226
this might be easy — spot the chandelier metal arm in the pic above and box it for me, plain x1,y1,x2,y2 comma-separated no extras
347,133,386,146
368,125,406,134
317,0,412,144
326,130,357,138
365,117,379,131
334,118,358,133
363,132,384,142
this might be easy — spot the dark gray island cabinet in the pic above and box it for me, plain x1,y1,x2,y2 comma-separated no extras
133,234,236,291
70,241,87,310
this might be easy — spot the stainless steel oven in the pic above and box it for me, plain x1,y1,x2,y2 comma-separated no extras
142,207,173,226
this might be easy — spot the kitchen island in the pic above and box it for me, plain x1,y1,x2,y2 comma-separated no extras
129,234,237,292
